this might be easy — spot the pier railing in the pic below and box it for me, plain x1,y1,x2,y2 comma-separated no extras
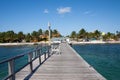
51,43,61,54
0,44,51,80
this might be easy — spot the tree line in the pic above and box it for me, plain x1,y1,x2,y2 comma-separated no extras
0,29,61,43
69,28,120,41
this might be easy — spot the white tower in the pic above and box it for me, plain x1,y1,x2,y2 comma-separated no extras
48,22,51,45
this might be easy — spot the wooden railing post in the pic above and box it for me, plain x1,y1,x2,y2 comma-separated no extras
8,59,15,80
48,46,50,57
35,50,38,57
28,53,33,73
33,51,35,59
39,49,41,64
0,44,52,80
44,52,46,60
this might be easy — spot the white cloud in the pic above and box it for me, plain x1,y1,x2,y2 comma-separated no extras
57,7,71,14
84,11,91,15
83,10,95,16
44,9,49,14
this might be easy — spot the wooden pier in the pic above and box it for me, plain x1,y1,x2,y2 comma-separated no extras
15,43,106,80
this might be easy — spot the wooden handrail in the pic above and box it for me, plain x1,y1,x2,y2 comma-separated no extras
0,44,51,80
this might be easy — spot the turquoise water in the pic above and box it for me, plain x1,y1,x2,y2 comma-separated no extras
0,45,35,61
72,44,120,80
0,45,41,80
1,44,120,80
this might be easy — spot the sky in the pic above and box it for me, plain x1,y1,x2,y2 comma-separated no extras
0,0,120,36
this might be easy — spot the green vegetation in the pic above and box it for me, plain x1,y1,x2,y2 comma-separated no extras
70,28,120,41
0,29,61,43
1,28,120,43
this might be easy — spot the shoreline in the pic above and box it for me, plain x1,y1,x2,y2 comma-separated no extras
70,40,120,44
0,41,120,46
0,41,49,46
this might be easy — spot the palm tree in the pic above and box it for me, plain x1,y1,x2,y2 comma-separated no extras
78,28,87,39
18,31,25,42
107,32,112,39
52,29,61,37
45,30,49,35
116,31,120,38
70,31,77,40
38,29,43,35
5,31,15,42
0,32,5,43
25,33,31,42
102,32,115,41
94,30,101,40
31,31,39,42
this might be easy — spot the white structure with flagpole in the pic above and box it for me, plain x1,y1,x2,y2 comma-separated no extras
48,22,51,45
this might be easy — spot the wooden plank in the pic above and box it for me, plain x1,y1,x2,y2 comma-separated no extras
16,43,106,80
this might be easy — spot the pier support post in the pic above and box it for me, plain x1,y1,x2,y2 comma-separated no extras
48,46,50,57
28,53,33,73
48,50,49,58
8,59,15,80
44,52,46,60
39,49,41,64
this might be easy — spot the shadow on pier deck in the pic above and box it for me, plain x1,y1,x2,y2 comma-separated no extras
16,43,106,80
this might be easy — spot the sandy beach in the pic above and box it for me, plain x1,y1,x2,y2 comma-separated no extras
0,41,49,46
0,40,120,46
70,40,120,44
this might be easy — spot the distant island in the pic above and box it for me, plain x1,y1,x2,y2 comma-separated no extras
0,29,61,43
69,28,120,42
0,28,120,44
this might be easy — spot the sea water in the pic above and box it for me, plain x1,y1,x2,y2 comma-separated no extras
0,45,38,80
72,44,120,80
1,44,120,80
